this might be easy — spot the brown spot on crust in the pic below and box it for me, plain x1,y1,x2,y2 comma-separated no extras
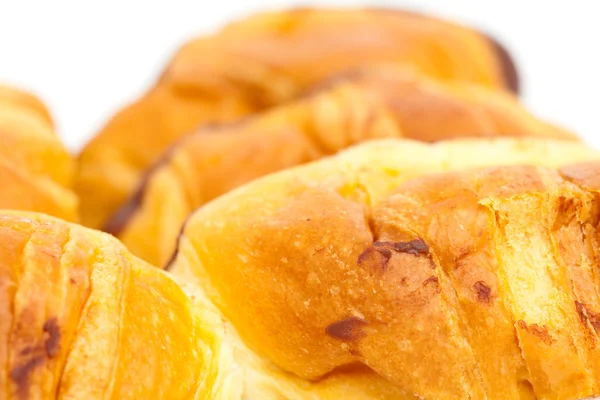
10,318,62,396
374,238,429,256
19,346,35,356
517,320,556,345
576,300,586,322
10,356,45,394
473,281,492,304
43,318,60,357
326,317,368,341
485,34,520,94
423,275,439,287
357,245,392,271
575,301,600,333
348,348,361,357
358,238,430,272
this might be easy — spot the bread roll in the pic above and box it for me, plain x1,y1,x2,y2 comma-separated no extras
104,67,572,266
4,140,600,398
76,7,520,229
168,139,600,399
0,212,202,399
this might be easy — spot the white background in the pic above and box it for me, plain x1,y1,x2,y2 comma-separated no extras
0,1,597,152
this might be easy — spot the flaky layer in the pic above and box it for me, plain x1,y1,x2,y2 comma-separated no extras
76,7,520,229
170,139,600,399
106,67,573,266
0,212,202,399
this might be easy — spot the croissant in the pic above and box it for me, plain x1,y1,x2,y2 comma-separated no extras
105,67,574,266
0,211,203,399
6,139,600,400
167,139,600,399
75,7,520,229
0,212,411,400
0,84,77,220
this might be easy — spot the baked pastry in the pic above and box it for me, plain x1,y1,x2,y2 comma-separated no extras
0,211,203,399
7,144,600,399
0,211,405,399
0,84,53,126
169,139,600,399
76,7,521,229
0,84,77,221
105,67,574,266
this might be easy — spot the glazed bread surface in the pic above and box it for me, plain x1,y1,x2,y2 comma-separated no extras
75,7,520,229
104,67,572,266
0,211,203,399
169,138,600,399
4,140,600,399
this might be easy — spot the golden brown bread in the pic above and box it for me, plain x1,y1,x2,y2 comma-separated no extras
168,139,600,399
104,67,574,266
0,84,53,127
75,7,521,229
0,212,406,399
0,85,77,221
0,211,203,399
5,142,600,398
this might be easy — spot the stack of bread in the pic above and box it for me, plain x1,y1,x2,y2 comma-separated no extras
1,8,599,399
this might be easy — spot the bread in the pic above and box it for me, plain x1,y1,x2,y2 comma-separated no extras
167,140,600,399
0,85,77,221
0,84,53,127
0,211,203,399
4,7,597,399
103,67,573,266
0,210,410,399
75,7,520,229
7,144,600,399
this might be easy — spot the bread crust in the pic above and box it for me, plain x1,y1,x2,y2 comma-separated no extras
0,212,203,399
76,7,521,229
169,141,600,399
0,86,77,221
105,67,573,266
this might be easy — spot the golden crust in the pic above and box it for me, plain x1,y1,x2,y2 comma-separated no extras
6,143,600,398
105,67,574,266
169,140,600,399
0,84,53,128
0,86,77,221
76,7,521,229
0,211,203,399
